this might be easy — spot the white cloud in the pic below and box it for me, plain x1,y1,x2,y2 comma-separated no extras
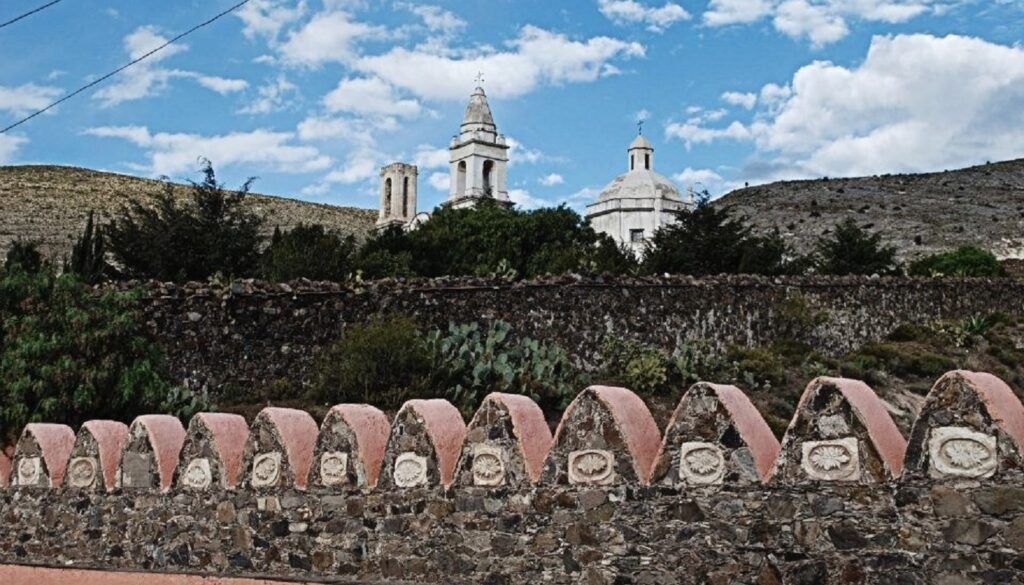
721,91,757,109
0,83,61,117
635,108,651,122
598,0,691,32
324,77,421,117
414,145,450,169
356,25,644,101
665,120,751,148
84,125,331,176
673,167,733,196
408,5,466,34
674,34,1024,184
279,11,383,66
236,0,307,41
239,75,298,114
509,188,550,210
0,134,27,163
506,136,546,165
539,173,565,186
703,0,946,46
428,171,450,191
192,75,249,95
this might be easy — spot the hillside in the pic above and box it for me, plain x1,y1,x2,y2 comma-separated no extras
717,158,1024,261
0,165,377,260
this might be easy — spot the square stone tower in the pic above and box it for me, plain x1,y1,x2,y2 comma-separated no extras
378,163,418,229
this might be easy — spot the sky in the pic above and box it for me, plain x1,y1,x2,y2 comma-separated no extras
1,0,1023,213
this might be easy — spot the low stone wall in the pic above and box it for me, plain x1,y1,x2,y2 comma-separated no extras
129,275,1024,392
2,370,1023,583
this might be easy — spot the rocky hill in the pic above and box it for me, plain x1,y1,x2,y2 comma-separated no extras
0,165,377,260
716,158,1024,261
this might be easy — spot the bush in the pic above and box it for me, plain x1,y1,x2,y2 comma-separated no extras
909,247,1004,278
0,266,203,442
107,160,263,281
641,193,804,276
260,224,357,282
4,240,43,274
815,219,900,276
64,211,110,284
427,321,583,414
312,316,433,410
599,336,702,396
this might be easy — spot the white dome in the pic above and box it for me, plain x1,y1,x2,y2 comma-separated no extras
629,134,653,150
596,169,682,202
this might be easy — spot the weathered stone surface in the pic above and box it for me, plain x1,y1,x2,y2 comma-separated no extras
116,415,185,491
377,400,466,490
308,404,389,491
69,421,129,491
454,393,552,488
240,408,318,491
10,424,75,488
175,413,249,490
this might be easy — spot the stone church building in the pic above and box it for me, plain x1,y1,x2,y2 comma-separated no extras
376,85,689,253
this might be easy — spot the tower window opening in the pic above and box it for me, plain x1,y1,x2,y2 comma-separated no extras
645,153,650,170
384,178,393,217
482,160,494,196
630,229,645,243
402,176,409,217
630,155,635,171
456,161,467,195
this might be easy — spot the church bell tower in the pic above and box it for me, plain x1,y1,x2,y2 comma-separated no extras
446,85,510,208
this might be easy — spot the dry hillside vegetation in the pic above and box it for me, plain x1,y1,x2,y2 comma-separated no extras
0,165,376,259
717,158,1024,261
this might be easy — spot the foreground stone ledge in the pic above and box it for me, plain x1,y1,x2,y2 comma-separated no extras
0,564,387,585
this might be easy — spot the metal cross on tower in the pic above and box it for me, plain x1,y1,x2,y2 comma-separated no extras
475,71,485,86
637,119,644,135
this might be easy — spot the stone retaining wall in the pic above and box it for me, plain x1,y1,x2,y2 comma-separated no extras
2,370,1024,583
128,276,1024,392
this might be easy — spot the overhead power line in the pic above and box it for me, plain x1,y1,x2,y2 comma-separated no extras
0,0,253,135
0,0,65,30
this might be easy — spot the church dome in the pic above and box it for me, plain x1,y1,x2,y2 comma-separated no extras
461,86,496,130
596,169,682,202
629,134,653,150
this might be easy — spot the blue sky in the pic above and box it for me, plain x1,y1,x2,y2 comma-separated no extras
1,0,1022,213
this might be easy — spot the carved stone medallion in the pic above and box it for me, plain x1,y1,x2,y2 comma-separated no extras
678,442,726,485
251,452,282,487
568,449,615,485
471,445,505,487
393,452,428,488
801,438,860,481
929,426,997,479
320,452,349,487
182,458,212,489
68,457,98,489
17,457,42,486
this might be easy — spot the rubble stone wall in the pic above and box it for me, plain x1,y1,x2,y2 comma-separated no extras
127,275,1024,391
2,371,1024,583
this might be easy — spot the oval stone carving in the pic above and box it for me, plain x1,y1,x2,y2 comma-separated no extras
471,445,505,487
251,452,282,487
183,458,212,489
678,442,725,485
17,457,42,486
801,438,860,481
568,449,615,485
320,452,349,487
394,452,428,488
929,426,997,479
68,457,98,489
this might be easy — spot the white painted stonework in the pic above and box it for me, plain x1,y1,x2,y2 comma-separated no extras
678,442,726,485
471,445,505,487
394,452,428,488
183,458,212,489
251,452,282,487
928,426,997,479
568,449,615,485
17,457,43,486
68,457,98,488
320,452,349,486
801,438,861,481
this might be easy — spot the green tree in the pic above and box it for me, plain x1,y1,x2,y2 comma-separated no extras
815,219,900,276
260,223,358,282
64,211,110,284
0,266,196,442
909,247,1004,278
107,160,263,281
642,193,802,276
4,240,43,274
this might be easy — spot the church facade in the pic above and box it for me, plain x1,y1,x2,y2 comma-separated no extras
376,86,689,253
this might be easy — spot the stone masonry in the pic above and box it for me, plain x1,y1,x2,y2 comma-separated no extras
3,370,1024,583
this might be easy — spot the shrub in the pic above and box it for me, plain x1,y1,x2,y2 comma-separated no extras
641,193,803,276
260,224,357,282
427,321,583,414
0,266,202,442
312,315,433,410
107,159,263,281
64,211,110,284
4,240,43,274
814,219,900,276
599,336,703,396
909,246,1004,278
